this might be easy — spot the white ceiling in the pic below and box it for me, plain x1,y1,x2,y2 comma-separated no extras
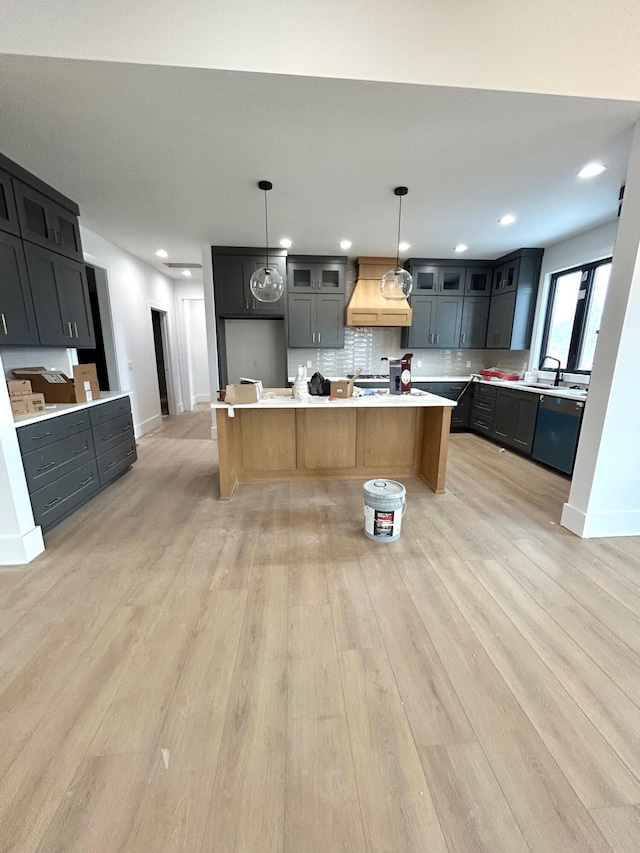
0,54,638,279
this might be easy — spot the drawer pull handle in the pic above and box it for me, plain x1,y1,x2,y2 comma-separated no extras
32,432,52,441
37,462,57,472
67,321,73,337
44,497,62,509
69,421,85,427
1,313,7,335
73,322,78,338
126,449,135,457
105,461,117,470
101,434,114,442
121,425,132,433
73,445,89,455
79,477,93,486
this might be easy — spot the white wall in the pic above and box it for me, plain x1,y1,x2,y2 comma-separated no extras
529,219,619,374
2,0,640,100
173,279,210,410
81,226,180,436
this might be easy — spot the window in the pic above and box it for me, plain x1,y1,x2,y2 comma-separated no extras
541,258,611,373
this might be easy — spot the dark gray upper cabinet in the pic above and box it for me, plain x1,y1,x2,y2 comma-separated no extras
13,179,83,262
492,388,539,454
0,231,39,345
401,295,462,348
287,292,345,348
486,250,542,349
0,169,20,236
212,249,287,317
25,243,95,348
287,294,314,347
465,267,492,295
486,291,515,348
316,293,344,347
492,257,521,294
409,263,465,294
460,296,489,348
288,258,345,294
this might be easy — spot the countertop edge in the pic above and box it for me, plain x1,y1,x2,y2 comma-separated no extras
12,391,133,428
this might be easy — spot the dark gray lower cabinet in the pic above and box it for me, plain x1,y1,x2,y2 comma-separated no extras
414,381,470,429
471,383,497,435
0,231,39,345
18,397,136,532
287,292,344,348
491,388,539,454
25,243,95,347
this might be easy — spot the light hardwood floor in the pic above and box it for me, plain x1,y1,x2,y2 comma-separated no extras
1,408,639,852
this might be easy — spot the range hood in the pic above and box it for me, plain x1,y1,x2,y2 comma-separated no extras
345,257,413,327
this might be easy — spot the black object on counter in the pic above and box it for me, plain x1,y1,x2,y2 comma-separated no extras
308,372,330,396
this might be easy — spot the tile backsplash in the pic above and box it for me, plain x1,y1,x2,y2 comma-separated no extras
0,347,76,379
288,261,530,378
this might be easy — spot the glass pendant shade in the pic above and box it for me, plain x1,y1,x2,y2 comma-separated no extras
249,266,284,302
381,267,413,300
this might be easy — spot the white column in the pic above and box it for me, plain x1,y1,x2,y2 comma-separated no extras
201,246,220,440
562,119,640,537
0,352,45,565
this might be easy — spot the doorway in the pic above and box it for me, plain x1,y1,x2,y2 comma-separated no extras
151,308,170,417
77,264,119,391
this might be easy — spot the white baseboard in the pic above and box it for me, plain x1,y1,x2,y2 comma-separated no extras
176,402,185,415
135,413,163,437
211,425,217,440
561,502,640,538
191,394,211,406
0,525,45,566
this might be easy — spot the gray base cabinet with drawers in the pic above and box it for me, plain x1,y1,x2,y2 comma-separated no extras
17,397,136,532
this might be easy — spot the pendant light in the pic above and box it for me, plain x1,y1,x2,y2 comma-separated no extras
381,186,413,300
249,180,284,303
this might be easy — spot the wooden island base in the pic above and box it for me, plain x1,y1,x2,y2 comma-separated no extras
215,403,452,500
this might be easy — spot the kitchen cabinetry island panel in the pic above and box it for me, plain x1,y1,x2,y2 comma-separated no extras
213,394,454,500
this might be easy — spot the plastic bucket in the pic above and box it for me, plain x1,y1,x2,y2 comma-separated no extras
363,479,406,543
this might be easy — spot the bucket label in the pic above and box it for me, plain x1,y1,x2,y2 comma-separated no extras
365,506,402,538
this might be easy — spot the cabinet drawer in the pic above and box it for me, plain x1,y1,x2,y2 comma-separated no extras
474,383,497,400
22,428,95,493
97,436,137,486
30,459,99,531
473,397,496,417
16,409,92,453
93,413,134,455
89,396,132,427
471,412,494,435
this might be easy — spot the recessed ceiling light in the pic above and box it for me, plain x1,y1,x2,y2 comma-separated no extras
182,269,192,277
454,244,468,253
155,249,168,258
578,162,606,179
279,238,292,248
499,214,516,226
339,240,352,250
398,242,410,252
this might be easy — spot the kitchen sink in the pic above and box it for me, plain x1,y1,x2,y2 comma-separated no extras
522,383,587,398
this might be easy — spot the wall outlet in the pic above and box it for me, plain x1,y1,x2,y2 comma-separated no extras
466,360,472,367
306,360,313,368
416,359,422,367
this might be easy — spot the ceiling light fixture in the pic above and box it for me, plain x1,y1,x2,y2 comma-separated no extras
279,238,292,248
249,180,284,303
454,244,468,253
182,269,192,277
398,242,410,252
381,187,413,301
499,214,516,226
578,162,606,179
155,249,168,258
340,240,352,250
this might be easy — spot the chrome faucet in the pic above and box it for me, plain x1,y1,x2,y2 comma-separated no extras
539,355,562,387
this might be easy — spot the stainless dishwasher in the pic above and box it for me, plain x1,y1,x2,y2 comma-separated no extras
532,394,585,475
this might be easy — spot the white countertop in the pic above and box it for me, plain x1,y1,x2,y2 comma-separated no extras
12,391,132,428
213,390,456,411
288,375,472,383
475,378,588,401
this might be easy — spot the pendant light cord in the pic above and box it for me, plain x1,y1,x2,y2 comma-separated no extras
395,194,402,269
264,189,270,270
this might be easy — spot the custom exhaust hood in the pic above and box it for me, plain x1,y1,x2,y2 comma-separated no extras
345,257,413,327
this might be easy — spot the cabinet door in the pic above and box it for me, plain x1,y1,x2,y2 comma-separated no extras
25,243,95,347
486,291,515,348
492,258,520,294
318,263,345,293
288,261,315,293
433,296,463,347
316,293,344,348
405,296,436,348
0,231,39,345
460,297,489,348
0,170,20,236
438,267,465,294
13,180,82,261
213,256,247,315
512,395,539,454
465,267,492,295
244,258,286,315
410,265,439,294
492,390,519,443
287,294,315,347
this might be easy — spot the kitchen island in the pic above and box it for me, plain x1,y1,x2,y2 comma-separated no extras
212,392,455,500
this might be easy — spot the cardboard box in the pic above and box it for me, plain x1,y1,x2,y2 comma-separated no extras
10,393,46,415
7,379,33,397
330,378,355,398
11,365,101,404
224,381,262,405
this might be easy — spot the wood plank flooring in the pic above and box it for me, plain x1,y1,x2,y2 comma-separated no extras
1,411,640,852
